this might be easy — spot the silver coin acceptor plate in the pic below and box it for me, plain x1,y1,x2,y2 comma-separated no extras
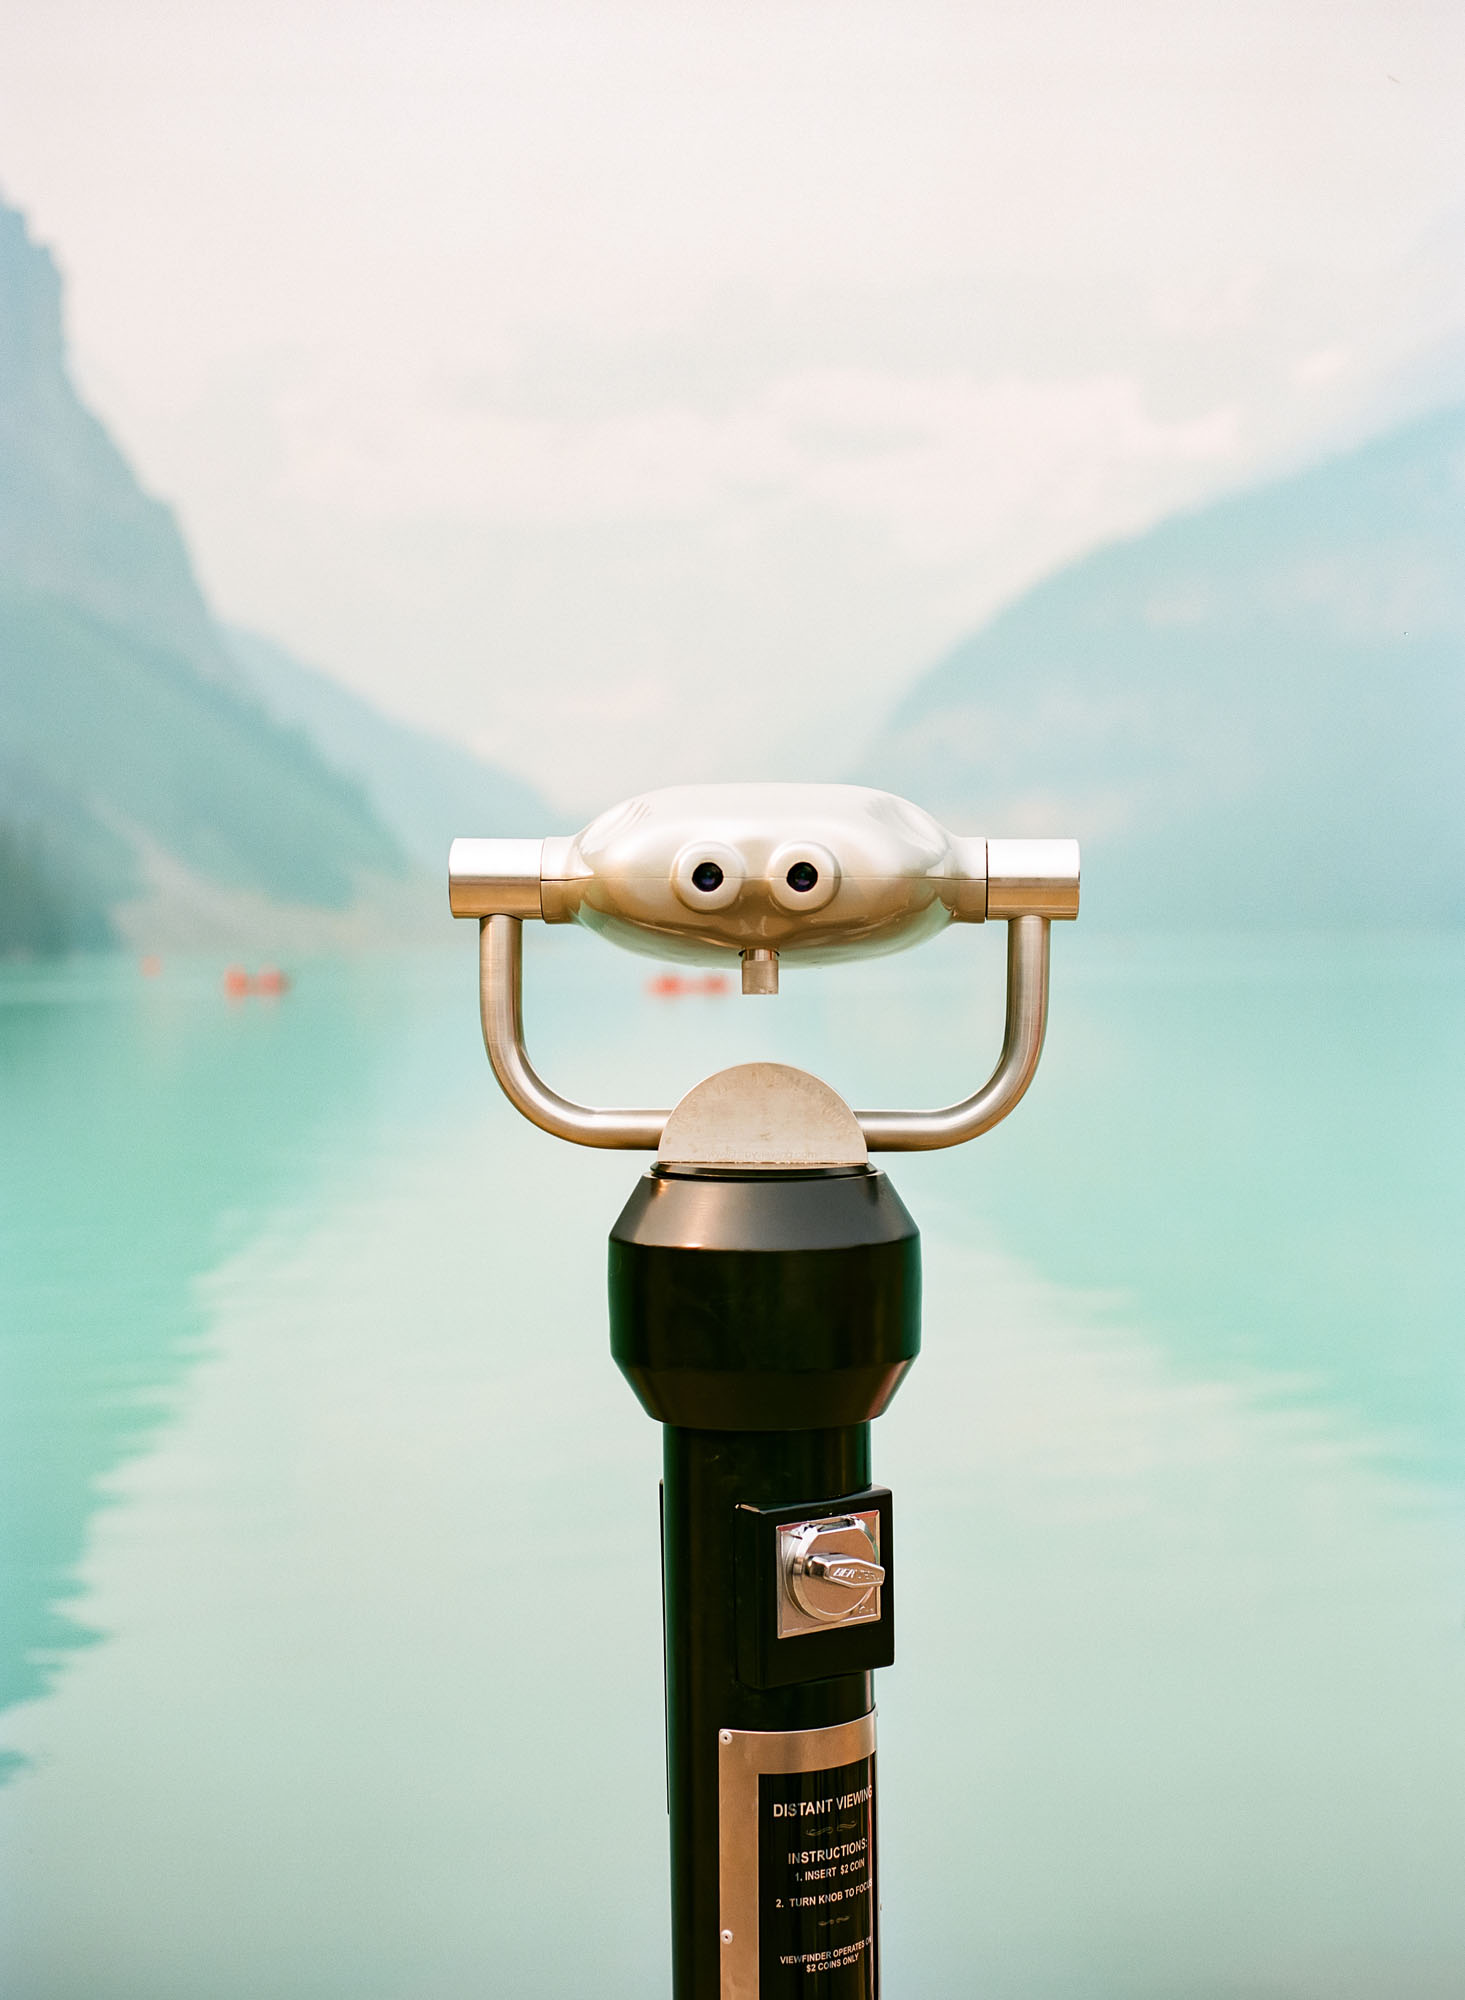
778,1511,884,1640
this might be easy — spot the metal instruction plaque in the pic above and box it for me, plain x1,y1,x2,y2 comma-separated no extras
758,1753,876,1994
718,1712,878,2000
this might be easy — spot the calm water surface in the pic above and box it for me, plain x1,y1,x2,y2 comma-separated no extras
1,929,1462,1999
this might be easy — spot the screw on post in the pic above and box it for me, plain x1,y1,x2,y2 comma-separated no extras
448,783,1079,2000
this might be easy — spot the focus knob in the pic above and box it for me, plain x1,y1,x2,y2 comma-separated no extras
801,1552,886,1591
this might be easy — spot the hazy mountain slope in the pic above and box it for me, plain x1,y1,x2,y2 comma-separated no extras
0,202,240,689
226,625,552,870
0,195,413,951
866,408,1465,926
0,587,406,906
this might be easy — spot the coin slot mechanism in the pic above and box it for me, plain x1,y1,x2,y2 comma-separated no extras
733,1488,894,1690
779,1512,884,1639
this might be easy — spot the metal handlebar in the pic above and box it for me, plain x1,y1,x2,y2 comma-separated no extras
476,908,1051,1153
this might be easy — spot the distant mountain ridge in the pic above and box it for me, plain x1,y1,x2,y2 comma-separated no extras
225,626,549,873
0,585,409,941
864,407,1465,926
0,203,241,692
0,195,543,952
9,179,1457,947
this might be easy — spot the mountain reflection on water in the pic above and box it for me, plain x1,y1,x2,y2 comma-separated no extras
0,954,465,1729
1,931,1462,1999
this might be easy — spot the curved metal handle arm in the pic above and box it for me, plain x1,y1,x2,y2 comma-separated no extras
479,917,667,1148
478,912,1050,1153
853,915,1050,1150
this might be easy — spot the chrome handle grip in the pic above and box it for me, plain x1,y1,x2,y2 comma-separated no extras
476,911,1052,1153
450,838,545,919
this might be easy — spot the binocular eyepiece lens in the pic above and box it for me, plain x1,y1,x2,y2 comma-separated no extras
691,861,725,894
785,861,819,894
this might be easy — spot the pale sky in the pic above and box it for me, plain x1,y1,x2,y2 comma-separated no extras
2,0,1462,811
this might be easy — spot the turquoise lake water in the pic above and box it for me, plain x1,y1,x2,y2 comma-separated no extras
1,927,1462,1998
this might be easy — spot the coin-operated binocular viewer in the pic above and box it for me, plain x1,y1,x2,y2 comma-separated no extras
449,785,1078,2000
